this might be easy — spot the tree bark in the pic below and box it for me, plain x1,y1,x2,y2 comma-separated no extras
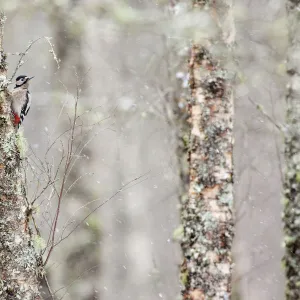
181,1,235,299
0,13,42,300
283,1,300,299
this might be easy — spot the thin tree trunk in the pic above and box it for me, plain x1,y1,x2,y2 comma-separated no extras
0,13,42,300
181,1,235,299
283,1,300,299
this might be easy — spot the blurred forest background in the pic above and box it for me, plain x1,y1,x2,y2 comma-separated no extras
0,0,288,299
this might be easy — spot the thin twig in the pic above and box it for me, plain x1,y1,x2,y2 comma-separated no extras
10,37,44,81
10,36,60,81
248,97,284,132
45,37,60,70
44,274,55,300
54,172,150,253
43,78,80,266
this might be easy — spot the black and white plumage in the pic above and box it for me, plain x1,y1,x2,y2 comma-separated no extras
11,75,34,128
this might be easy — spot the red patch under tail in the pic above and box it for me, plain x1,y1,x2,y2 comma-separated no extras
14,113,21,125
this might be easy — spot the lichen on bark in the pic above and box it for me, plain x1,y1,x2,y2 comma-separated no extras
180,1,235,299
283,1,300,299
0,13,42,300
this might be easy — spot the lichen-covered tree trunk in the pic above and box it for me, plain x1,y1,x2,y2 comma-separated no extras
0,14,42,300
283,1,300,299
180,1,235,299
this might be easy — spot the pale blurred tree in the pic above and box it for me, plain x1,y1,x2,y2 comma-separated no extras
45,1,101,299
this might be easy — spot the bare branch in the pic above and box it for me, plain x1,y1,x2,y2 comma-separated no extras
45,36,60,69
10,36,60,81
49,171,150,259
10,37,43,81
248,97,285,132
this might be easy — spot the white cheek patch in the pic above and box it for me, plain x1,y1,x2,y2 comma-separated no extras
16,79,25,86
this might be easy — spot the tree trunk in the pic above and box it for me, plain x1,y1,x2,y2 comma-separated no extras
181,1,235,299
0,13,42,300
283,1,300,299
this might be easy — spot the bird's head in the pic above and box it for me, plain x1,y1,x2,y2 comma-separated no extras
15,75,34,88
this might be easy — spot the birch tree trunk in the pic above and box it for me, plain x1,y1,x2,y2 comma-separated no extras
181,1,235,299
283,1,300,299
0,13,42,300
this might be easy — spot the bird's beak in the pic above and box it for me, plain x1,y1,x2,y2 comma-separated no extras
28,76,34,80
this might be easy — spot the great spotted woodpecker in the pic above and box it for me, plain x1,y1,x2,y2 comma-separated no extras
11,75,34,128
